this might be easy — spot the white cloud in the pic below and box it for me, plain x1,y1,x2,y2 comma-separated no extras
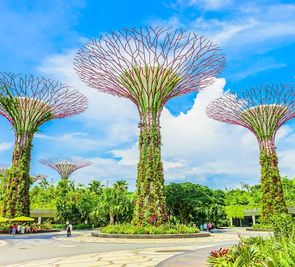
155,3,295,49
0,142,13,152
174,0,232,10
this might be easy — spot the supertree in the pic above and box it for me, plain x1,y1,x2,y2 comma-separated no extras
206,84,295,221
0,73,88,217
74,27,225,225
31,174,48,183
39,158,91,180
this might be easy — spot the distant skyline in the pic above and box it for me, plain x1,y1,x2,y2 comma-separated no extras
0,0,294,189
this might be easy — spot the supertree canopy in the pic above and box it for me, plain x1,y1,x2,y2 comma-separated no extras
39,158,91,180
207,84,295,221
0,73,88,217
74,26,225,225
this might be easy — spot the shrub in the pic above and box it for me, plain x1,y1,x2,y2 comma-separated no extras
52,224,66,229
40,219,53,229
208,214,295,266
0,223,10,232
252,223,273,230
99,223,199,234
73,223,92,230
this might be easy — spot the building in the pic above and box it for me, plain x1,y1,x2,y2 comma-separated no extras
230,207,295,227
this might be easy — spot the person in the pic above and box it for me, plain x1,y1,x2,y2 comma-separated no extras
200,224,204,231
9,224,13,234
12,224,17,235
66,223,73,237
203,223,207,231
207,222,213,233
17,224,21,234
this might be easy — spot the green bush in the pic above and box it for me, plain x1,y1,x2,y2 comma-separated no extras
52,224,66,229
99,223,199,234
40,219,53,229
73,223,92,230
0,223,10,232
208,214,295,266
270,213,295,239
252,223,273,230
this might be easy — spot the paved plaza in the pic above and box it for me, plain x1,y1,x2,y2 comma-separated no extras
0,229,271,267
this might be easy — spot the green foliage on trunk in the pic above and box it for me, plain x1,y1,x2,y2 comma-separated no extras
3,135,33,217
259,149,287,222
132,120,167,225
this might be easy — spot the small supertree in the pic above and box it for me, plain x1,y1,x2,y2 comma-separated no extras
206,84,295,221
39,158,91,180
31,174,48,183
74,27,225,225
0,73,88,217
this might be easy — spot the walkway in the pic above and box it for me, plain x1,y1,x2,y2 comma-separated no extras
0,229,271,267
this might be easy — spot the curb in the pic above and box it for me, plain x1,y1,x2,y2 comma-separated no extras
246,228,273,232
91,231,210,239
156,242,236,267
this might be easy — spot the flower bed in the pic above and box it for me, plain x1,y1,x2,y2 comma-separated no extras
99,223,199,235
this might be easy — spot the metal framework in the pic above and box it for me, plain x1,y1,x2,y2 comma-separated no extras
74,27,225,115
207,83,295,220
207,84,295,152
40,158,91,180
31,174,48,183
0,73,88,128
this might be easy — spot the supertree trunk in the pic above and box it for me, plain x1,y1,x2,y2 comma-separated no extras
259,139,287,222
133,112,166,225
4,132,33,217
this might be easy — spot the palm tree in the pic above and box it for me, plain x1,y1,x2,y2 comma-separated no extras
113,180,128,191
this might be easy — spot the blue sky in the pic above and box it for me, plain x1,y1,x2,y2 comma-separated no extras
0,0,295,189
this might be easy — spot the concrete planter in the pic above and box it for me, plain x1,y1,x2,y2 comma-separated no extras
0,229,61,234
91,231,210,239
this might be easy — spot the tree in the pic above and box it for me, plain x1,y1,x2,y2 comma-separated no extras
207,84,295,221
88,180,104,195
74,27,225,225
165,182,226,225
40,158,91,180
30,178,56,209
113,180,128,191
91,187,133,225
0,73,88,217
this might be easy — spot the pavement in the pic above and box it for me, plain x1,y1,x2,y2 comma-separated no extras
0,228,271,267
